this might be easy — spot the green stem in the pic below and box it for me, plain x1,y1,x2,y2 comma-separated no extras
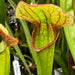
37,45,55,75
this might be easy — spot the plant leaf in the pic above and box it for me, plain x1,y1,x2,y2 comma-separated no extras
15,1,73,52
60,0,75,61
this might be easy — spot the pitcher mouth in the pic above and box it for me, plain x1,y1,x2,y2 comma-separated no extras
31,31,59,52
